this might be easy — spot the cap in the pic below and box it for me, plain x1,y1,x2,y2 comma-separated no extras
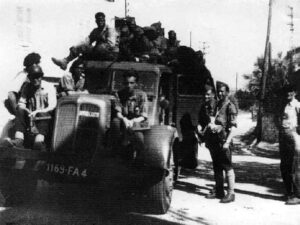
216,81,229,91
95,12,105,19
23,52,41,68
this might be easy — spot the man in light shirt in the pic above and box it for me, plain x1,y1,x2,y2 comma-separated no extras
52,12,116,70
276,84,300,205
4,64,57,151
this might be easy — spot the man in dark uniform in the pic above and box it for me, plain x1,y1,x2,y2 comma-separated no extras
197,85,217,136
205,81,237,203
52,12,115,70
5,52,41,116
197,85,217,185
276,84,300,205
110,70,148,157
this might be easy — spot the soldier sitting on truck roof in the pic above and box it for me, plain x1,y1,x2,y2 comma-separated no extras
4,65,57,151
57,59,88,98
52,12,117,70
149,22,167,63
129,27,152,62
165,30,180,63
110,70,148,158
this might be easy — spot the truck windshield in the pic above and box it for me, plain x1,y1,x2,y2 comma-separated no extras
112,70,158,97
85,69,111,94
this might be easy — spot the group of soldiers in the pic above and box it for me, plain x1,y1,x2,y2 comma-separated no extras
51,12,180,71
196,82,237,203
197,81,300,205
3,51,148,158
3,10,300,207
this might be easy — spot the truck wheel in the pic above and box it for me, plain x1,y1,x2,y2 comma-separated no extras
0,169,37,206
146,164,174,214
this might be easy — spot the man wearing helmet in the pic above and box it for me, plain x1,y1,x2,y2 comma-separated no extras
4,64,57,151
4,52,41,116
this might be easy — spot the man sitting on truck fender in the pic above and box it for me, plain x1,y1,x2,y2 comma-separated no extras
110,70,148,157
4,64,57,151
4,52,41,116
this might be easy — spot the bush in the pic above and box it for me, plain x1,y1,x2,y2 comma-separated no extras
235,89,256,111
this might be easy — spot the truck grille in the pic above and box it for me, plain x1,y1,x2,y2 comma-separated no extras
54,103,77,151
75,104,100,157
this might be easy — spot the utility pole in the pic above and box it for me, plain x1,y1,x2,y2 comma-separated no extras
257,0,273,142
261,0,273,101
189,31,192,48
287,6,294,65
125,0,129,17
236,73,238,92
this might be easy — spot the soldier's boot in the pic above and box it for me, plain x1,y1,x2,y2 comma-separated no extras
220,169,235,203
51,58,69,70
51,48,77,70
3,131,24,148
3,137,24,148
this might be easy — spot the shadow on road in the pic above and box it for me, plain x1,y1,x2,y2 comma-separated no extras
175,180,209,197
0,183,183,225
178,158,284,201
249,146,279,159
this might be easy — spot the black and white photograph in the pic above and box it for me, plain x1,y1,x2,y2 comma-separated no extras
0,0,300,224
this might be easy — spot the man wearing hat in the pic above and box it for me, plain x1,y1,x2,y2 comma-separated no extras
276,84,300,205
205,81,237,203
4,64,57,151
52,12,115,70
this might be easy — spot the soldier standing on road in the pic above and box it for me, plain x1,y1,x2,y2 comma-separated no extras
197,85,217,185
276,84,300,205
205,81,237,203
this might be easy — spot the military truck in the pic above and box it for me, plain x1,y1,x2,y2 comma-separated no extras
0,60,204,214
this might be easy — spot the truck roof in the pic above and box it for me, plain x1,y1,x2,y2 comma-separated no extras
85,61,172,74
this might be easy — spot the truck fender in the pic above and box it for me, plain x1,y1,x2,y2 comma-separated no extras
138,125,177,170
0,119,15,140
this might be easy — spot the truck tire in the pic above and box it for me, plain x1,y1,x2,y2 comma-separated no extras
0,169,37,206
146,168,173,214
139,125,176,214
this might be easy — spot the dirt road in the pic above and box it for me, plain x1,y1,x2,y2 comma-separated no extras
0,112,300,225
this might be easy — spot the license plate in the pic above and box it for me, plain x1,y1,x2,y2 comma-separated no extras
46,163,87,178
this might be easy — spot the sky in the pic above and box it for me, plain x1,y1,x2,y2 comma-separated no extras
0,0,300,97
